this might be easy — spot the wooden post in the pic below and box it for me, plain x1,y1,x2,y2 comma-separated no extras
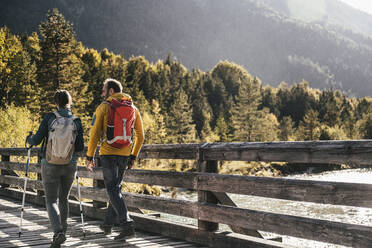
93,156,107,208
198,160,219,232
0,155,10,188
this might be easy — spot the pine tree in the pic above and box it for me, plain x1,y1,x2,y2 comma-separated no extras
230,76,262,142
37,9,85,115
247,108,279,142
100,49,127,84
298,109,320,140
81,48,104,115
124,56,152,112
211,61,249,98
199,110,218,142
279,116,295,141
204,74,227,128
278,81,317,126
166,89,196,143
357,112,372,139
20,32,41,113
355,97,372,120
214,115,229,142
153,61,172,111
146,100,167,144
83,48,128,115
340,98,356,139
318,89,342,127
260,86,279,117
189,70,216,141
125,56,148,96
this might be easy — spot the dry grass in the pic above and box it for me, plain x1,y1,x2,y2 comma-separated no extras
219,161,285,177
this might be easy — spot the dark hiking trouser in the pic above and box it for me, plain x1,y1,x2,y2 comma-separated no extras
100,155,133,226
41,158,76,234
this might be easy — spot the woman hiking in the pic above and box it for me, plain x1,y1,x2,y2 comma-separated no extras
27,90,84,248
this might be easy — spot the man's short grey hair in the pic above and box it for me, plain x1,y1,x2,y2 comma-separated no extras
103,78,123,93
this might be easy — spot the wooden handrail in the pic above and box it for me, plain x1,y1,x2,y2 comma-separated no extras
1,140,372,163
1,141,372,248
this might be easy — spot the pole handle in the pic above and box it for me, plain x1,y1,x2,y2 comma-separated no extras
25,131,33,149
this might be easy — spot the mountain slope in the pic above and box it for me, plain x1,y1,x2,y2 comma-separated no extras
260,0,372,37
1,0,372,96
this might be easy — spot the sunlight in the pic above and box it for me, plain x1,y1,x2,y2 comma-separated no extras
340,0,372,15
287,0,327,22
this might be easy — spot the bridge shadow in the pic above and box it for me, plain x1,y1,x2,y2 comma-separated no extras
0,199,142,247
0,197,181,247
0,199,51,246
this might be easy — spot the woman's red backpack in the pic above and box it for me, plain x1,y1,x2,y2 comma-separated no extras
105,98,135,148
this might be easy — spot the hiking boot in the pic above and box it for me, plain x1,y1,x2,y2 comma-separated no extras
114,224,136,241
99,223,112,235
50,232,66,248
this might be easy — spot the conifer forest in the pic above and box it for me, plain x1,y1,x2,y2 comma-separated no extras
1,9,372,159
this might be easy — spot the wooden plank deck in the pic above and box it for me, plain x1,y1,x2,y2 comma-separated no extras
0,196,207,248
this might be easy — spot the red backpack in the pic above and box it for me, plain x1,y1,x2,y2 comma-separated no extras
105,98,135,148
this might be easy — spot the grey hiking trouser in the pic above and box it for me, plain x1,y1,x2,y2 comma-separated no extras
41,157,77,234
100,155,133,226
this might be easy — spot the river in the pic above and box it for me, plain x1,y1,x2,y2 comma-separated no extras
159,168,372,248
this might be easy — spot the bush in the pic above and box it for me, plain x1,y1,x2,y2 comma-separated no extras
356,113,372,139
319,125,347,140
0,105,36,148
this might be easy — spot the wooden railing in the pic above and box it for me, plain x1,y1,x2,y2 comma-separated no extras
1,141,372,248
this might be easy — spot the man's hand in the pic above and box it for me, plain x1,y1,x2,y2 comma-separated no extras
127,155,136,170
86,158,94,172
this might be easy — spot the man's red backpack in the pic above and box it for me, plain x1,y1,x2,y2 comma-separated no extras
105,98,135,148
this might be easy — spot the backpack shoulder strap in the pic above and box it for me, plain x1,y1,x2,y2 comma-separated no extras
48,112,59,131
53,111,61,118
70,115,79,132
102,101,113,111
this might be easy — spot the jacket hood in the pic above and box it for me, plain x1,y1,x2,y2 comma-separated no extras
57,107,73,117
107,93,132,102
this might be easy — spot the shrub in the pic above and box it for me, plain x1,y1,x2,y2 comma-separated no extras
0,105,36,148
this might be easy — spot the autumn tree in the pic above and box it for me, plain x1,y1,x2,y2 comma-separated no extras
38,9,85,115
0,27,37,109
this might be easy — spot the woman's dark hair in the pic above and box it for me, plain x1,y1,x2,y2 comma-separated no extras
103,78,123,93
54,90,72,108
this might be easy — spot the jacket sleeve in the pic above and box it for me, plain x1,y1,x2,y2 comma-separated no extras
86,104,105,158
131,108,144,157
27,114,52,146
74,118,84,152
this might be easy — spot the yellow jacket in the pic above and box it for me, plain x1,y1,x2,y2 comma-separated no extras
87,93,144,158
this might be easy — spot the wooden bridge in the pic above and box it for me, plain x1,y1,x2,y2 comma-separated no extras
1,141,372,247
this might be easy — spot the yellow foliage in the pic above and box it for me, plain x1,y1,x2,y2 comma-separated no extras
0,105,36,148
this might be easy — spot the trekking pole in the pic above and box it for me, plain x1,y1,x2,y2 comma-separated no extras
75,170,86,238
19,131,33,238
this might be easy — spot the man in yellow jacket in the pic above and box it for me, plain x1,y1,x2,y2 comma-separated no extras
86,78,144,240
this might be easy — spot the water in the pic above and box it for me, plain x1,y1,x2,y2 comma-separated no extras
159,168,372,248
